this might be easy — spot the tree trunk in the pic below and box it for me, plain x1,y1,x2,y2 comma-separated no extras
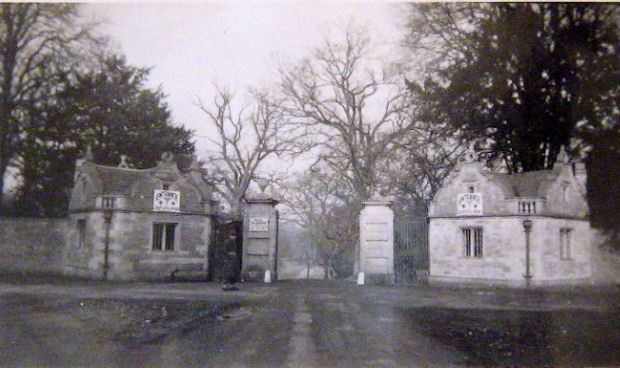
0,167,4,214
0,157,9,215
323,258,330,280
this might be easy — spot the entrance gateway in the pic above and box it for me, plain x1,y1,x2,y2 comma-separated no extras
209,196,280,283
358,199,429,285
241,196,279,282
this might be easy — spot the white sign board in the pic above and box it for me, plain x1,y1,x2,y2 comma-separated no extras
457,192,483,216
249,217,269,232
153,190,180,212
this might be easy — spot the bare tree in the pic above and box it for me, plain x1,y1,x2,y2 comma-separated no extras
281,165,358,279
0,3,101,212
382,119,466,204
279,27,413,204
198,87,301,218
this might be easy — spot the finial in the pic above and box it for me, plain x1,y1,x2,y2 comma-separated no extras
461,144,478,163
85,145,93,161
556,145,569,164
76,145,94,166
161,152,175,162
255,177,269,193
118,155,129,168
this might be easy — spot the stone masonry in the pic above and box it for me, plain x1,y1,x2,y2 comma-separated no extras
241,196,279,282
359,199,395,284
429,148,592,286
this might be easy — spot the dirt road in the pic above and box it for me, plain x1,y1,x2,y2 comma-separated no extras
0,279,618,367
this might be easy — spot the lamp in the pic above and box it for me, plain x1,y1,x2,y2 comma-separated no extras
522,219,533,286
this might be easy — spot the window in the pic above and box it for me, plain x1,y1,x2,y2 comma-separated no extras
463,227,483,258
77,219,86,248
562,183,570,202
152,223,177,251
560,228,572,260
102,196,116,209
162,184,170,190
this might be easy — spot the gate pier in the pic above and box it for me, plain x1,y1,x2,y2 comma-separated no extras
241,196,279,282
358,199,395,284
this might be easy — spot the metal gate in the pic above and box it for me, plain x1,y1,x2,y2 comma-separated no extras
394,217,429,284
208,216,243,283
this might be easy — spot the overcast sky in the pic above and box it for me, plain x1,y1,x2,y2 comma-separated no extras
84,2,408,160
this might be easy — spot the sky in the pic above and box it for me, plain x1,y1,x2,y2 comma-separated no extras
83,2,408,160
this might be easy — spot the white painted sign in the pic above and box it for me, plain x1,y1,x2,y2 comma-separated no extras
457,192,483,216
153,190,180,212
249,217,269,232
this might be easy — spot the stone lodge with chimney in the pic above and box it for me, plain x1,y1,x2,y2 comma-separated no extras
65,151,215,280
428,148,592,286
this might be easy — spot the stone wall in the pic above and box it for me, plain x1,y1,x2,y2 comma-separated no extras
0,218,67,275
429,216,592,285
591,230,620,285
242,200,279,282
535,218,591,283
64,210,211,281
359,200,394,283
431,162,510,217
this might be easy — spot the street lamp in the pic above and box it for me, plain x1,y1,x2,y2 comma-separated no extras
523,219,533,286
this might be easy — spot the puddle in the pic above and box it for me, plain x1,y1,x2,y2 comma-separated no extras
217,307,253,321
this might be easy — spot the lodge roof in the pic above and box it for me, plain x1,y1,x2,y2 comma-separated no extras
484,170,559,199
75,152,206,196
92,165,152,195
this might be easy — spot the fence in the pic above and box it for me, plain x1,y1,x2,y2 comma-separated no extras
394,216,429,283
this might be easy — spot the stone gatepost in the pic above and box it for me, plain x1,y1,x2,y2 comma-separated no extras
241,196,279,282
358,199,395,284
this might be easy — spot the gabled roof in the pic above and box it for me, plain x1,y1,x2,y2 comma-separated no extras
91,166,153,195
484,170,559,199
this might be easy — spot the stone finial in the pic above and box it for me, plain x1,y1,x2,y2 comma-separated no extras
556,146,569,164
161,152,175,163
554,146,570,170
118,155,129,168
461,145,479,163
85,145,93,160
76,145,94,166
255,177,270,193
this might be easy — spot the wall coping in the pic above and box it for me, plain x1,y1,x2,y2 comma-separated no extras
362,200,393,207
429,214,589,221
245,197,279,205
69,208,213,217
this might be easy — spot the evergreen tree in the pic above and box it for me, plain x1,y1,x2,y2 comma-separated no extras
407,3,620,171
14,55,194,217
406,3,620,231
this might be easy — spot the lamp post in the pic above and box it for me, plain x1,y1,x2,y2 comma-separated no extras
523,219,533,287
102,209,113,281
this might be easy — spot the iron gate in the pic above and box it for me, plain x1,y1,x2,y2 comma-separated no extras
208,216,243,282
394,217,429,284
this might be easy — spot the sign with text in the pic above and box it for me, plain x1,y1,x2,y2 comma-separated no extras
457,192,483,216
249,217,269,232
153,190,180,212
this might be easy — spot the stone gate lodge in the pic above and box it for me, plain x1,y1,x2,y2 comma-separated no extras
356,147,618,286
0,151,279,282
0,148,618,285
